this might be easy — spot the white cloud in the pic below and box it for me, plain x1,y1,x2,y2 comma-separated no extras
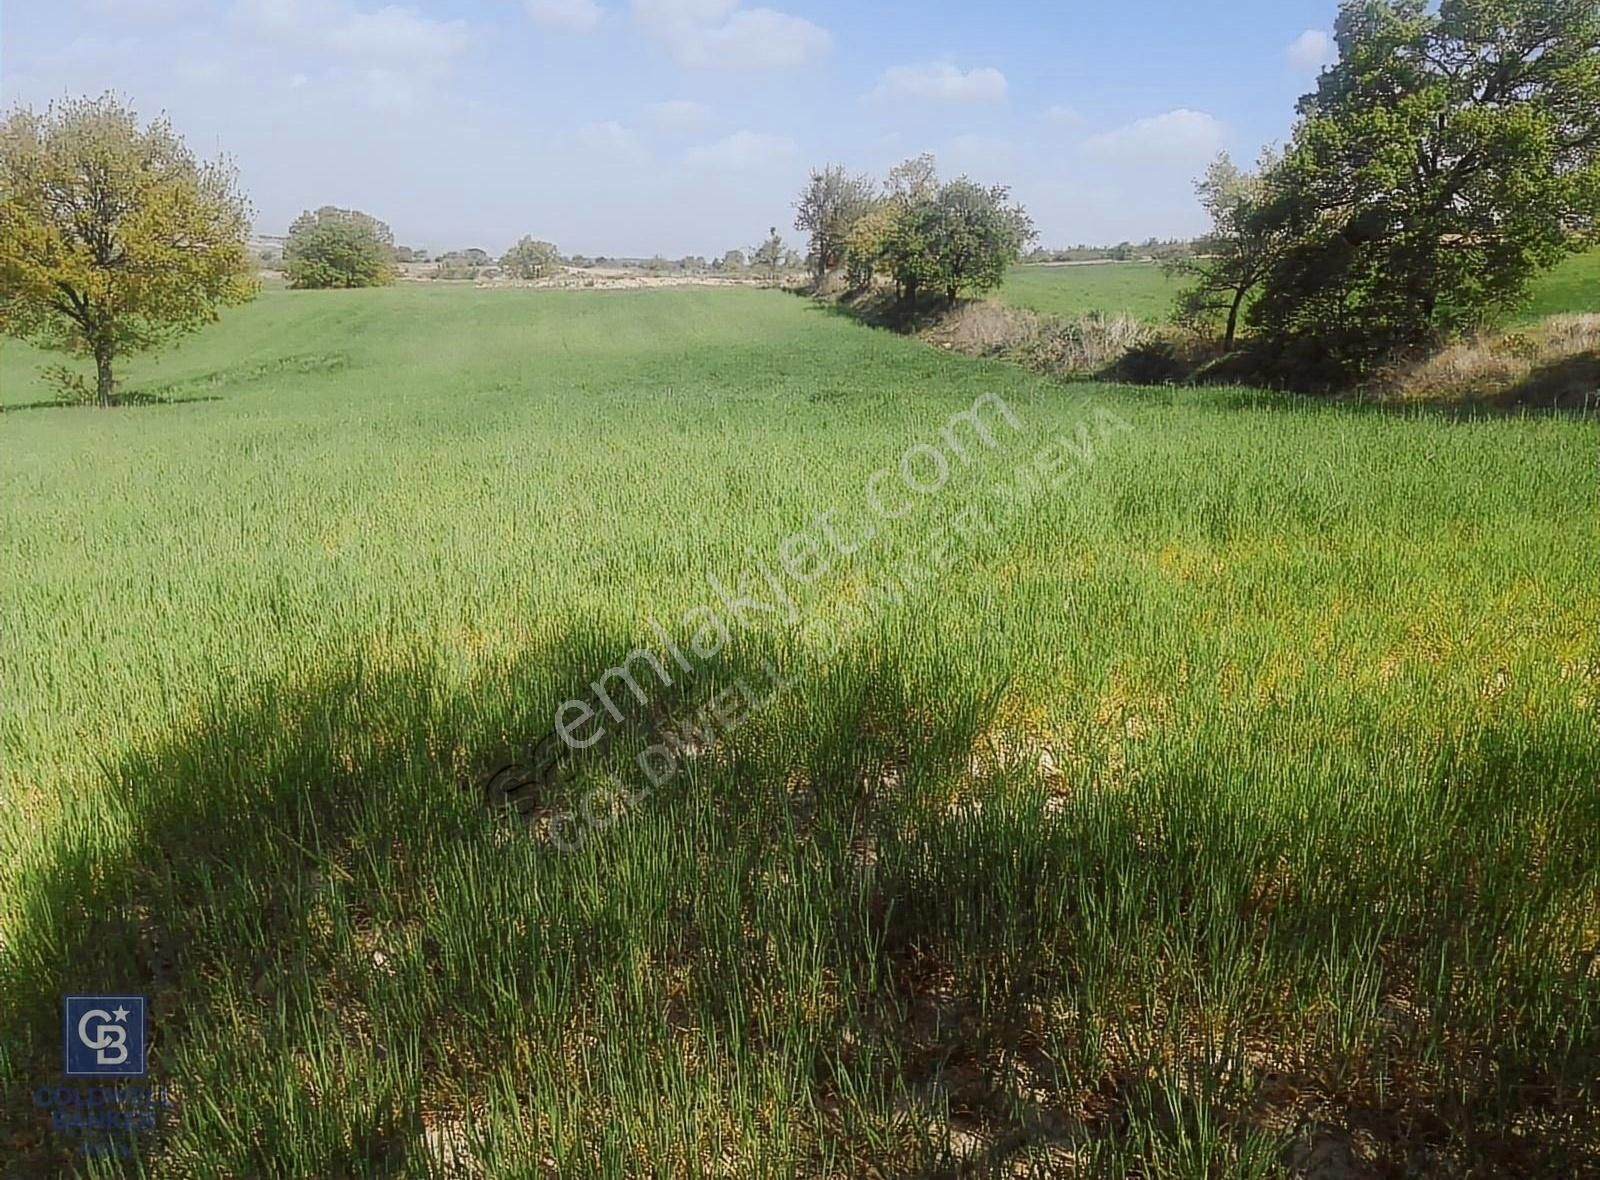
323,6,471,68
525,0,606,32
643,98,713,131
237,0,470,74
1287,29,1336,73
633,0,737,24
1082,108,1224,166
230,0,471,109
683,129,797,172
631,0,829,70
85,0,203,17
871,62,1007,104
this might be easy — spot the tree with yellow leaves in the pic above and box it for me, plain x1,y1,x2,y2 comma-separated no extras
0,94,256,406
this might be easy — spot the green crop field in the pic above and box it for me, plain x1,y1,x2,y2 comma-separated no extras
998,262,1180,321
3,284,1598,1176
1523,249,1600,320
1000,250,1600,326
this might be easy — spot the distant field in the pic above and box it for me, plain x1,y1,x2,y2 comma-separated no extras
999,249,1600,325
998,261,1178,320
3,285,1598,1175
1522,248,1600,320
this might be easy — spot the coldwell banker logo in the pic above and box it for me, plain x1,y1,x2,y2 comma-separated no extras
63,996,147,1077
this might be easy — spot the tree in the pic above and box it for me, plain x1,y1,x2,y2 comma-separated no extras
844,204,894,291
0,94,255,406
794,165,875,279
751,226,785,283
501,237,563,280
884,153,938,203
1169,152,1291,350
1251,0,1600,378
884,179,1035,303
284,206,395,289
852,155,941,293
720,249,746,273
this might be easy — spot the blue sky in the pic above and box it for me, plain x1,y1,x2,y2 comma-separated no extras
1,0,1343,256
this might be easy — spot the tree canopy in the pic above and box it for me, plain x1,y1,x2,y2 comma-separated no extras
798,156,1034,302
1247,0,1600,379
284,206,396,290
0,93,256,405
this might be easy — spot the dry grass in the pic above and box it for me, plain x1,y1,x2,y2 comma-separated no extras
1376,313,1600,409
923,300,1162,380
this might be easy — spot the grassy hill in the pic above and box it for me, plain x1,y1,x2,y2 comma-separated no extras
3,284,1597,1175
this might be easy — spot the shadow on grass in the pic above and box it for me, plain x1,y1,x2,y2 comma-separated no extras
3,622,1598,1176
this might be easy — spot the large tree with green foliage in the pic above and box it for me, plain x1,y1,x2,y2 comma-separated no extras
0,94,256,406
1250,0,1600,379
284,206,396,289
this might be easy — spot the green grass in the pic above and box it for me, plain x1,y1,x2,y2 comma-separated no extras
998,249,1600,326
998,261,1179,321
2,284,1598,1177
1520,248,1600,321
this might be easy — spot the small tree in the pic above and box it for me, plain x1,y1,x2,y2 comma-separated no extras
0,94,256,406
853,155,940,294
751,227,786,284
284,207,396,289
886,179,1035,303
884,153,938,203
501,237,563,280
794,165,876,279
1169,152,1290,350
720,249,746,273
843,204,893,291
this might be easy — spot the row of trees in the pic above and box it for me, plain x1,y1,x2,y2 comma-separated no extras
794,155,1035,302
284,226,803,286
1173,0,1600,381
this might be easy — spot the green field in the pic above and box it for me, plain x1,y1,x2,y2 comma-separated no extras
3,285,1598,1176
1523,248,1600,320
999,250,1600,325
998,262,1180,321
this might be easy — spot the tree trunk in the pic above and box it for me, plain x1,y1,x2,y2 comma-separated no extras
95,349,116,407
1224,288,1246,352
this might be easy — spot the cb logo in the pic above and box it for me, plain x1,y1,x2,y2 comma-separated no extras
63,996,147,1077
